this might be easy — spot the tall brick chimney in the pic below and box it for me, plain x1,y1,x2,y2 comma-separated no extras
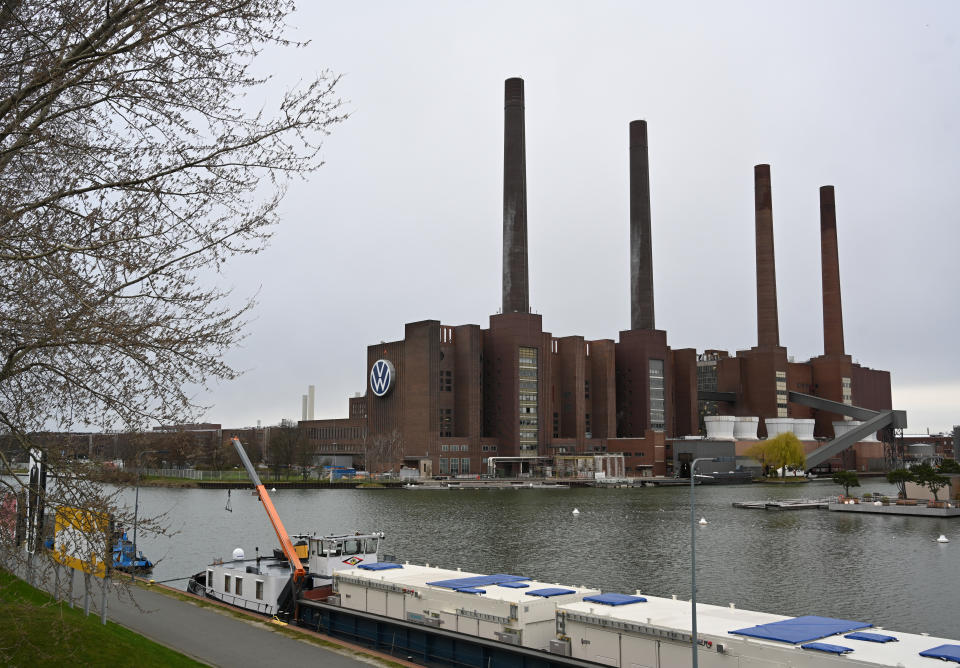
754,164,780,348
502,77,529,314
819,185,845,356
630,120,655,330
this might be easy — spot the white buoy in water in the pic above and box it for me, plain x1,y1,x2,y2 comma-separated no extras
937,535,949,543
271,487,277,492
699,517,708,525
572,508,580,516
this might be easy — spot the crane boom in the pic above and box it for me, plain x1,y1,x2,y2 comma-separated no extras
230,437,305,581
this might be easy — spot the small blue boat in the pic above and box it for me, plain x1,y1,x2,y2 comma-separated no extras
112,530,154,572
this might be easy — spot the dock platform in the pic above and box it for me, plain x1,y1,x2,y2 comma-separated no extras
828,502,960,517
733,498,832,511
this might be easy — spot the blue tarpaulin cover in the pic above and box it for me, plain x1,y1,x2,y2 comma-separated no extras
801,642,854,655
583,593,647,606
845,632,897,643
496,582,529,588
730,616,870,644
455,587,486,594
426,574,527,589
525,588,576,598
919,645,960,662
358,562,402,571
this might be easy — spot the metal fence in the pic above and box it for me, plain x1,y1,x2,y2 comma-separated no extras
141,468,252,481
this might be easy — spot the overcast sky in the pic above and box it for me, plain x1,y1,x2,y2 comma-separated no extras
202,1,959,435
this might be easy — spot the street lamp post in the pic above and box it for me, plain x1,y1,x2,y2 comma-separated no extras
689,455,735,668
132,449,165,581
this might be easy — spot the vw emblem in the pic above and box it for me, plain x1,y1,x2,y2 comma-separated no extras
370,359,396,397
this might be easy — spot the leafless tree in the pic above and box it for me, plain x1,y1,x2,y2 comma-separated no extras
366,429,403,476
0,0,346,618
267,425,301,480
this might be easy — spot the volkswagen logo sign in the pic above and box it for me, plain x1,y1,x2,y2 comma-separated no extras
369,359,396,397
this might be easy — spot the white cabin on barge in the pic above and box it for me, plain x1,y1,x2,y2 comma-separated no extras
192,532,384,615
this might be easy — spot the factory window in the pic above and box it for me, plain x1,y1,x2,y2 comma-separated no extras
449,458,460,475
461,458,470,474
697,360,718,392
235,577,243,596
441,445,448,452
439,458,448,474
649,359,665,430
518,347,539,448
775,370,788,417
224,574,231,592
461,445,469,452
255,581,263,600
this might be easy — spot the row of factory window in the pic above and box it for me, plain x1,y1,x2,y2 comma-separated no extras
519,430,538,445
649,359,666,430
775,371,788,417
439,370,453,392
438,457,471,475
316,444,358,452
441,444,470,452
518,347,539,445
842,376,852,405
439,407,453,437
307,426,361,440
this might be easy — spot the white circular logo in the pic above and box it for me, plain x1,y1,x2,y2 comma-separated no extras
370,359,396,397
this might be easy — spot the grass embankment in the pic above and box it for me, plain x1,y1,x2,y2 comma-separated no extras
0,570,202,668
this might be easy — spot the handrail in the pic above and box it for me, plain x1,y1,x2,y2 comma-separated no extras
204,585,272,614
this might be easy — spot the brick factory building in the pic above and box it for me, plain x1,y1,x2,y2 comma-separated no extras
300,78,895,478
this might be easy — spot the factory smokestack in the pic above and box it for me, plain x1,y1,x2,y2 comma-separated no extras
754,164,780,348
819,185,845,356
502,77,529,314
630,120,655,330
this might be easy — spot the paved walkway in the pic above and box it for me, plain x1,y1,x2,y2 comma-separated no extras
9,555,409,668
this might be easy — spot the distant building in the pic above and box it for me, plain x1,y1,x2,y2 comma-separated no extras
301,79,893,478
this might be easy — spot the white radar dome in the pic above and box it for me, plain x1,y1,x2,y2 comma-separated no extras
232,547,245,560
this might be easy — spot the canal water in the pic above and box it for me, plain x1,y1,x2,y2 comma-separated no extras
123,479,959,638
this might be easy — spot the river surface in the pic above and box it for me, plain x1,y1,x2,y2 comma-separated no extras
119,479,958,638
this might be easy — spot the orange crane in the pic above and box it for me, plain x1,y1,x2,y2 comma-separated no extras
230,436,305,581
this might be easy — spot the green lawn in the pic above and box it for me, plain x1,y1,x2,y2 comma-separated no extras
0,570,203,668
